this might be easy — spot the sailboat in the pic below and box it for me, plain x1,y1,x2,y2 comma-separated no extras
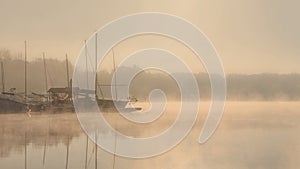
0,91,28,113
0,42,29,113
46,51,132,112
70,35,139,112
46,54,74,112
91,34,138,110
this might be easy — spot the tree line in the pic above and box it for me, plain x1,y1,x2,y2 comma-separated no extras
1,49,300,101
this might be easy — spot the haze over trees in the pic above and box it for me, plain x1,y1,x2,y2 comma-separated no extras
1,49,300,101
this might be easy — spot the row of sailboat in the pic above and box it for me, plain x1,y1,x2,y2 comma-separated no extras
0,39,139,113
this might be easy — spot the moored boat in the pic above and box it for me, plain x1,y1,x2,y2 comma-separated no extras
0,93,28,113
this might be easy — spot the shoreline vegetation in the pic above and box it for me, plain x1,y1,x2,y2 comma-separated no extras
1,50,300,101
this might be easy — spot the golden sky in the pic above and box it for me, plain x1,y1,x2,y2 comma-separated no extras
0,0,299,74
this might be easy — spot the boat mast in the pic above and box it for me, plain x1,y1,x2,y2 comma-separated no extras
95,33,98,99
112,48,118,100
84,40,89,89
65,54,70,89
95,34,105,100
24,41,28,104
43,52,48,93
1,60,5,93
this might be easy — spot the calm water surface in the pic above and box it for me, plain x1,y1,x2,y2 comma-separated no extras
0,102,299,169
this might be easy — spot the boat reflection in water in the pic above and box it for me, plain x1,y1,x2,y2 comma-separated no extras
0,102,300,169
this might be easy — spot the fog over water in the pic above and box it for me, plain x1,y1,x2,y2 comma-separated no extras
1,1,299,168
0,102,299,169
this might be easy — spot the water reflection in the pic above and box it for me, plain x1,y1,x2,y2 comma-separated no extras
0,102,299,169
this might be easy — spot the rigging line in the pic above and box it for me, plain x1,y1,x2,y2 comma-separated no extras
24,41,27,104
95,33,98,100
42,53,48,93
65,54,70,89
112,48,118,100
86,38,101,98
41,56,55,88
85,41,96,73
86,43,96,71
85,40,89,89
46,65,54,88
95,33,105,100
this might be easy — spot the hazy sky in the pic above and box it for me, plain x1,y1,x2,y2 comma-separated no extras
0,0,299,74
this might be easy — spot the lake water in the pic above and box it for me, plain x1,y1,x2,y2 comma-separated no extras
0,101,299,169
